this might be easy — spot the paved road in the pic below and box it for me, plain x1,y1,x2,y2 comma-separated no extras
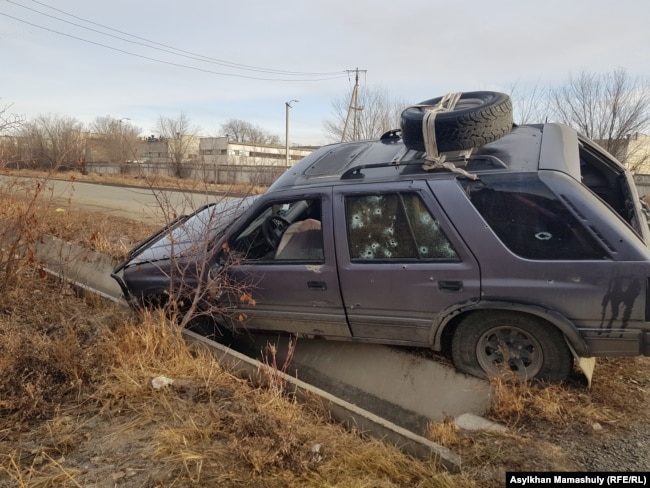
1,175,228,224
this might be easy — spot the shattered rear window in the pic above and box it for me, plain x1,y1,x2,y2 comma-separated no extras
461,174,609,260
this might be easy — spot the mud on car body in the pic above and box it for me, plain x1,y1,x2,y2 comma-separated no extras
112,92,650,382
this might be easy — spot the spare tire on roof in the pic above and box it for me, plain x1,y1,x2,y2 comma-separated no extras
400,91,513,153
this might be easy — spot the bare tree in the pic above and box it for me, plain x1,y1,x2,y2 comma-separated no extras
549,69,650,169
19,114,85,170
324,85,408,143
506,80,550,125
219,118,280,145
0,102,25,168
0,101,24,135
156,112,201,178
0,136,21,168
89,116,141,172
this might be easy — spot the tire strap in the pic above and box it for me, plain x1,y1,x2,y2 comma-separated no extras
419,92,478,180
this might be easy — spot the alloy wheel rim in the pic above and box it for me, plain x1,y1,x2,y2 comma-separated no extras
476,325,543,379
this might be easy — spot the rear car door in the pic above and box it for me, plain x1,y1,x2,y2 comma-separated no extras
333,180,481,345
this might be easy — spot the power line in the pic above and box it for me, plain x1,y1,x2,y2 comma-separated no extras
14,0,344,76
0,10,349,82
0,0,343,81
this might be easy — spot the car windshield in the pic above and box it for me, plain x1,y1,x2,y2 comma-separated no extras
128,195,258,264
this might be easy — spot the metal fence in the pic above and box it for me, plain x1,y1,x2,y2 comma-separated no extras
85,161,289,187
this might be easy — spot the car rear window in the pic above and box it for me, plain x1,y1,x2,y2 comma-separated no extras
461,174,609,260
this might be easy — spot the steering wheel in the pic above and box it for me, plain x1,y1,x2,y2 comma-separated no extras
263,214,291,248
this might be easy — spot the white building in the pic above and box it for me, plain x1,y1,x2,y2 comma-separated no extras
199,137,315,166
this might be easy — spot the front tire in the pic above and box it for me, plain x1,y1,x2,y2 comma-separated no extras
186,315,236,346
451,312,573,382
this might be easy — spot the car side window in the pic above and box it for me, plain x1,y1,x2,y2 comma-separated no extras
230,198,324,263
345,193,459,261
462,174,608,260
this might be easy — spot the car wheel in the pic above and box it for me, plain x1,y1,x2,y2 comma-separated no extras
186,316,235,345
451,312,573,382
400,91,513,153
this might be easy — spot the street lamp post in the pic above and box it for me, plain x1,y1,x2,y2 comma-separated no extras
285,100,298,166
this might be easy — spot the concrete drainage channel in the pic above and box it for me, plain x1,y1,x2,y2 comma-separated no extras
35,235,497,472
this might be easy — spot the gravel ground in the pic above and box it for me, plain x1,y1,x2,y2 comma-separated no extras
555,420,650,471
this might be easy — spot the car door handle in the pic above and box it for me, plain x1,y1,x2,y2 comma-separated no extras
307,281,327,291
438,280,463,292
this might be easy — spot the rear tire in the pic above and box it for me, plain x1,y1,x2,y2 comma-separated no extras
451,311,573,382
400,91,513,152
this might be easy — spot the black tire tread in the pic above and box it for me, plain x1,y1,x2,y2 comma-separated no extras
400,92,513,153
451,311,573,382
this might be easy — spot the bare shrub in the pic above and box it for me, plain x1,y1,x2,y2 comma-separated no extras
260,336,298,396
128,179,260,339
0,279,127,424
0,175,50,292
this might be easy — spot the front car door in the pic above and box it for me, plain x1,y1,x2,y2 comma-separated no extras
224,189,351,339
333,180,481,346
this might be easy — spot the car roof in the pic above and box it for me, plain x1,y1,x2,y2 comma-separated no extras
267,123,611,193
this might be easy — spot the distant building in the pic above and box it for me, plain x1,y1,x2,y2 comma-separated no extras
135,134,200,164
136,135,172,163
618,133,650,174
199,137,314,166
130,135,314,166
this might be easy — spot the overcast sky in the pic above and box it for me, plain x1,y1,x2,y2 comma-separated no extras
1,0,649,145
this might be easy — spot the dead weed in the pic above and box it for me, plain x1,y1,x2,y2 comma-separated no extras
0,277,466,488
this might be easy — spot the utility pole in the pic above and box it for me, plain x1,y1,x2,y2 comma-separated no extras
341,68,366,142
119,117,130,166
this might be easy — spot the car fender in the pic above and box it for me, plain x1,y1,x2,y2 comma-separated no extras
430,298,590,357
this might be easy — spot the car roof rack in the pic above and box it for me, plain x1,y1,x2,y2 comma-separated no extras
340,154,507,180
341,161,406,180
380,128,401,142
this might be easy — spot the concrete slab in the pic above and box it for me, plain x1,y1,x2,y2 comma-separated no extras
183,330,462,471
231,333,491,435
454,413,507,432
34,235,124,301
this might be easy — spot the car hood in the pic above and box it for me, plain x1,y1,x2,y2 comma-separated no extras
121,195,258,266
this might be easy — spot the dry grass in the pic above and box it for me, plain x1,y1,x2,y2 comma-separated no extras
426,360,650,484
486,360,650,430
0,277,467,488
43,205,158,260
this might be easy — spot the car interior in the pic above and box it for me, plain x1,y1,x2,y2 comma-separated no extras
229,199,323,262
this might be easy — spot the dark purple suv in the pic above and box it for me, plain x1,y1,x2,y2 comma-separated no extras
112,92,650,382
